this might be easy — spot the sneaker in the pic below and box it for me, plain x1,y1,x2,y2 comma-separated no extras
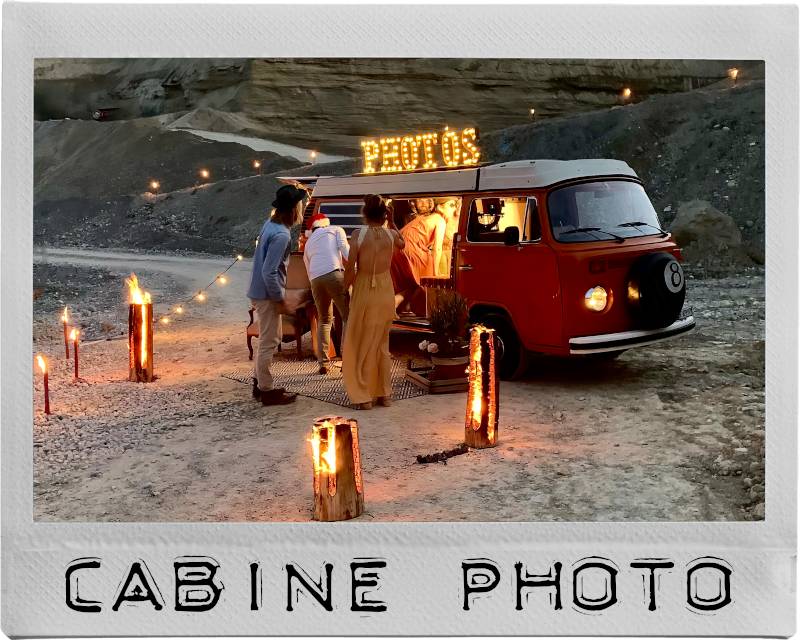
260,389,297,406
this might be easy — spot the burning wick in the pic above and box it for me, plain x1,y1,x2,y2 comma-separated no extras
61,306,70,359
69,328,80,380
36,354,50,415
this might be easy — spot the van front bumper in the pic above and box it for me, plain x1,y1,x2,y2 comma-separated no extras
569,312,695,355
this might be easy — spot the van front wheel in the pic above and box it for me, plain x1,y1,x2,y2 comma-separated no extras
479,314,528,380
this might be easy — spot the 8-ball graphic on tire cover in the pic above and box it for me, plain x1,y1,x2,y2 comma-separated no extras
626,252,686,329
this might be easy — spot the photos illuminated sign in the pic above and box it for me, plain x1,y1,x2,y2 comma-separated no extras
360,126,481,174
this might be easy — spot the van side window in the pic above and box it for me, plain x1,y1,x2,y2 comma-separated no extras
318,202,363,238
525,197,541,241
467,197,529,242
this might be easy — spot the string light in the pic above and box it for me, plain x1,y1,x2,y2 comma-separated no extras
155,251,245,326
418,132,439,169
461,128,481,165
441,128,462,167
361,140,380,174
400,135,421,171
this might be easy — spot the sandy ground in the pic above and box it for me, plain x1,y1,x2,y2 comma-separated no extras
32,249,765,522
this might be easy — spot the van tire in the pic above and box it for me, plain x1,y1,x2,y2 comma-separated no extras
479,314,528,380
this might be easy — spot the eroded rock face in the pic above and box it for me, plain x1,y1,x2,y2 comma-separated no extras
670,200,752,266
35,58,752,153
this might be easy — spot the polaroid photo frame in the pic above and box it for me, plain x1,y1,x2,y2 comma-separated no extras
2,3,797,637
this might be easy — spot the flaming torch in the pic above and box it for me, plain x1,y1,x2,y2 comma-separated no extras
464,325,499,448
70,328,80,380
126,274,153,383
36,354,50,415
309,416,364,521
61,306,70,359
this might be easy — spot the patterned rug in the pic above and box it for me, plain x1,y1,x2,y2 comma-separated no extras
222,357,426,408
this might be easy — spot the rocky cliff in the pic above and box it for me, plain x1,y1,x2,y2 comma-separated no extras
35,58,756,154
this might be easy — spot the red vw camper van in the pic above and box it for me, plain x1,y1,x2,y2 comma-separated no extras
286,157,694,379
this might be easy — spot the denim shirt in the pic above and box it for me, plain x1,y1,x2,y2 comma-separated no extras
247,219,291,301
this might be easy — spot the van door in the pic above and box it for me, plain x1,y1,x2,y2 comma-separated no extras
456,195,562,349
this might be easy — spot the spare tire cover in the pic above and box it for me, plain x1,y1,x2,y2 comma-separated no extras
627,252,686,328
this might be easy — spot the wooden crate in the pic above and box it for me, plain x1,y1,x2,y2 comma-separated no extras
405,364,468,394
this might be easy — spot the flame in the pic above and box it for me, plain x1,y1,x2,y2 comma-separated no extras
469,333,483,423
310,421,337,474
61,306,69,323
126,273,150,367
69,328,79,341
36,354,47,374
125,274,152,305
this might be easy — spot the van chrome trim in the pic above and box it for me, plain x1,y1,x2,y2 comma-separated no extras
569,315,695,354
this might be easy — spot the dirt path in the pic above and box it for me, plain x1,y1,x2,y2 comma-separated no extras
32,249,764,522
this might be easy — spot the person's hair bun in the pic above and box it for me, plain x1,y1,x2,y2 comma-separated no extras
362,194,391,223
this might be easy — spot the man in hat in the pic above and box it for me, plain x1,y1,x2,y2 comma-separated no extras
303,212,350,374
247,184,307,405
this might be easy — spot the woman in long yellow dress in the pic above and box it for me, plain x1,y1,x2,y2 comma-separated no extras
343,195,405,409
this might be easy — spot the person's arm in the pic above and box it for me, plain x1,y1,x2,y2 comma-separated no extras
337,227,350,261
343,229,360,290
262,231,290,300
392,228,405,250
432,217,446,276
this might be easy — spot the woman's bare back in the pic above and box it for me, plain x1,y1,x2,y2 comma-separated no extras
353,226,399,276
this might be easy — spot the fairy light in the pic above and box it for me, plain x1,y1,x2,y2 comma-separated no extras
218,275,227,285
621,87,632,100
418,132,439,169
361,140,380,174
441,128,462,167
150,180,160,193
461,127,481,165
175,306,183,314
400,135,421,171
199,169,210,180
729,68,739,85
196,292,206,302
236,254,243,261
379,137,403,172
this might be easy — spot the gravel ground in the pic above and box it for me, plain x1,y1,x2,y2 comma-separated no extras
32,250,764,522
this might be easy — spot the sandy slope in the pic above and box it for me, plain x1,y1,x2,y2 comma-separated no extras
32,250,764,522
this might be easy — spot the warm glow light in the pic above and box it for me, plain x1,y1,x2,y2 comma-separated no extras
584,286,608,312
236,254,243,261
199,169,210,179
69,328,79,341
360,127,480,173
729,67,739,81
465,324,498,447
126,273,151,367
530,108,535,115
36,354,47,374
61,306,69,323
176,306,183,314
150,180,160,191
310,420,337,474
310,150,318,159
161,317,170,324
253,160,261,169
197,292,206,301
218,275,227,285
622,87,632,100
125,273,152,305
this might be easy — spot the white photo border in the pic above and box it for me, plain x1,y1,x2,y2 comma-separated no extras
2,3,797,636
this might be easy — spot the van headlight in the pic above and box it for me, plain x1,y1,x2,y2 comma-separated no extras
584,286,608,312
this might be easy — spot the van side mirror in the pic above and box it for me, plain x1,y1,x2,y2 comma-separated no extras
503,226,520,246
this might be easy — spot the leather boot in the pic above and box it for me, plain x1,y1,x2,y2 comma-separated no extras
261,388,297,406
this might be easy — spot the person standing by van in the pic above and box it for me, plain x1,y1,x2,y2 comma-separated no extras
303,212,350,374
399,197,446,281
343,195,405,409
247,184,307,406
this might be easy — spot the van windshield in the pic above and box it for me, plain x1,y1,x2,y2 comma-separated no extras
547,180,664,243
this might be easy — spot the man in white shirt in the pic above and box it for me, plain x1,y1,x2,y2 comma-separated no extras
303,213,350,374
